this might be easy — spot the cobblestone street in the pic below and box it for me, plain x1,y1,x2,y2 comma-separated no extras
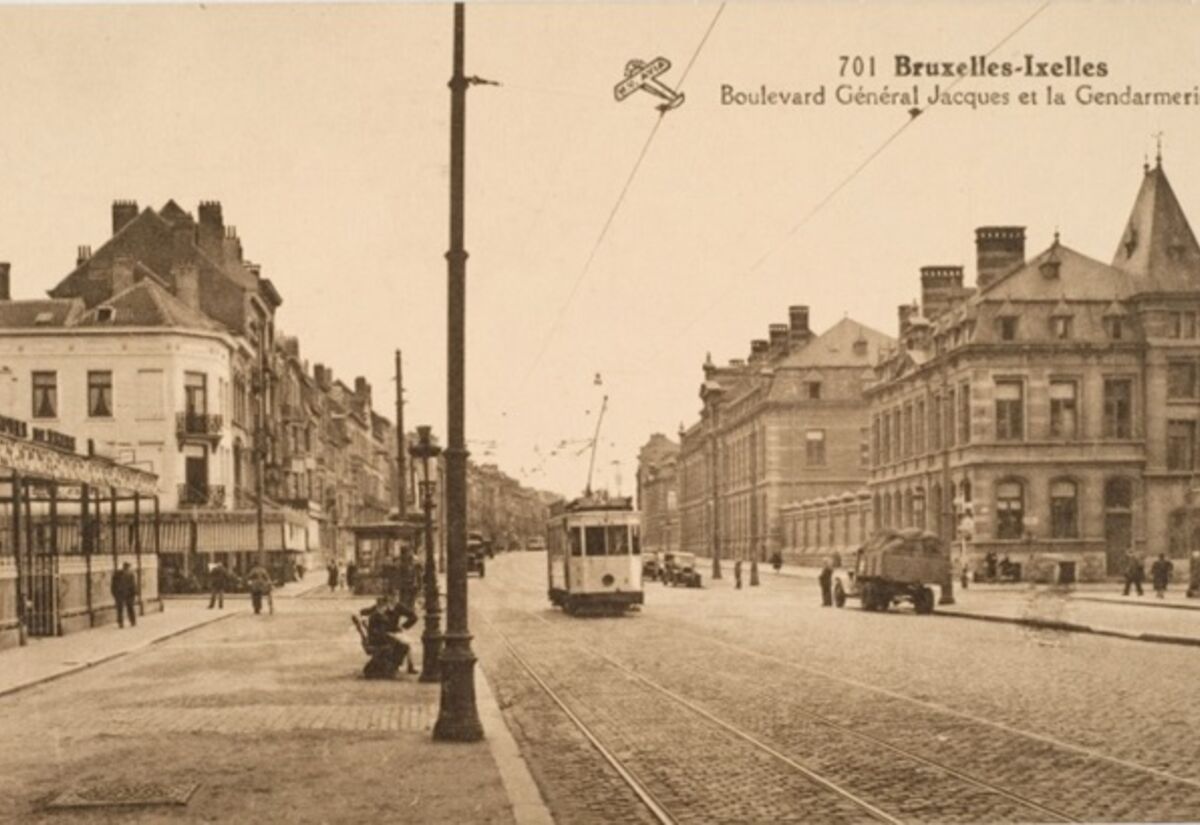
474,553,1200,824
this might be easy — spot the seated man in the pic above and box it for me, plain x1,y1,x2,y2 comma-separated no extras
364,594,419,677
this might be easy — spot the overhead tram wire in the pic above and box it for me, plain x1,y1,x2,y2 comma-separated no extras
670,0,1055,344
517,3,727,389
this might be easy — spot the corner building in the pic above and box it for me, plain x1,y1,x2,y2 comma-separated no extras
869,158,1200,583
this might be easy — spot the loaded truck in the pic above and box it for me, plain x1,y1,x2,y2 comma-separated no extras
832,528,948,614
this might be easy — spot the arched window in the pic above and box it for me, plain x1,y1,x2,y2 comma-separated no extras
913,488,926,529
996,480,1025,539
1050,479,1078,538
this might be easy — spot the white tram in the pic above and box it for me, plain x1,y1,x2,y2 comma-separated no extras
546,494,643,615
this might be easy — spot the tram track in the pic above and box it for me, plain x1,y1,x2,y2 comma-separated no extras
477,570,1089,820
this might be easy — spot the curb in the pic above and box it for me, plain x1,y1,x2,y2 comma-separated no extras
936,609,1200,649
0,611,240,700
1073,596,1200,613
475,665,555,825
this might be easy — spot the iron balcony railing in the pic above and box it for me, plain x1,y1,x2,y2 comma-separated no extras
177,412,224,442
178,483,226,508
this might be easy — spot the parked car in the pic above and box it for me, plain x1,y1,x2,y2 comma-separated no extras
642,552,664,581
661,552,702,588
832,528,946,613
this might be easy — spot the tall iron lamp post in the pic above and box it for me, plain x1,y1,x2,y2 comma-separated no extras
434,0,484,742
411,425,443,682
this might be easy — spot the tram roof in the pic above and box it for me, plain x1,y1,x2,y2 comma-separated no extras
552,494,635,515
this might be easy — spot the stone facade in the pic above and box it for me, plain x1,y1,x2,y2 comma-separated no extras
867,159,1200,584
636,433,680,555
677,309,893,565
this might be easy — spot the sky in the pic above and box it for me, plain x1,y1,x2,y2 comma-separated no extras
1,1,1199,499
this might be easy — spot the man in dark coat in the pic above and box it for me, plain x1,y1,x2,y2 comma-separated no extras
1123,552,1145,596
111,563,138,628
818,560,834,607
247,564,274,615
327,560,339,592
361,594,419,676
208,561,228,610
1151,554,1174,599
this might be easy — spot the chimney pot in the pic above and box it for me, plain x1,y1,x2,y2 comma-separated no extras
975,226,1025,289
76,245,92,267
111,200,139,235
788,305,811,337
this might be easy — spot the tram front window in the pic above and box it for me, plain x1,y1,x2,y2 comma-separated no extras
569,527,583,556
606,526,629,555
631,526,641,555
585,526,606,556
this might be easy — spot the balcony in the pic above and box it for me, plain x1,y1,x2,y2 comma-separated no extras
177,412,223,445
178,483,226,509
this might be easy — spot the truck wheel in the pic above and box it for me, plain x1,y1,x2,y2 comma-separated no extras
876,587,890,612
914,586,935,614
861,582,875,611
834,581,846,608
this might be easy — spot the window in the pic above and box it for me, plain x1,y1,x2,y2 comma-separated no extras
1168,362,1197,399
930,394,942,450
569,527,583,556
805,430,826,466
996,481,1025,539
872,416,881,466
631,526,641,555
958,382,971,444
585,526,606,556
1167,420,1196,471
902,404,913,457
995,380,1024,441
946,387,957,448
87,371,113,418
606,526,630,555
998,316,1018,341
1051,316,1072,340
1105,317,1125,340
913,489,926,529
31,371,56,419
1104,379,1133,438
1050,480,1078,538
1104,477,1132,510
1049,381,1078,438
859,427,870,468
1169,311,1198,339
915,400,926,455
806,381,822,400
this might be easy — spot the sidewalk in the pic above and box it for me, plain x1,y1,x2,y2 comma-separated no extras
0,603,239,698
753,560,1200,647
164,566,329,603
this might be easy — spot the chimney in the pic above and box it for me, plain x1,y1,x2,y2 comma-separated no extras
898,303,918,338
314,363,332,391
112,200,138,235
76,246,92,268
975,226,1025,289
111,256,135,294
354,376,372,407
768,323,789,354
920,265,964,321
788,305,811,339
0,262,10,301
197,201,224,260
748,339,769,364
223,226,243,264
171,263,200,312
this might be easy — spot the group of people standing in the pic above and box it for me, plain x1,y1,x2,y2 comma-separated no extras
1123,552,1175,598
206,560,275,614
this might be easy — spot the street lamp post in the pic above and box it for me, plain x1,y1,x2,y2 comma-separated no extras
411,426,443,683
434,1,484,742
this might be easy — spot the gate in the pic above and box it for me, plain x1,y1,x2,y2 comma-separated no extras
21,549,59,637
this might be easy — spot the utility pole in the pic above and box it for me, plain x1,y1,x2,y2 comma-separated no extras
396,350,414,606
255,321,268,569
434,0,484,743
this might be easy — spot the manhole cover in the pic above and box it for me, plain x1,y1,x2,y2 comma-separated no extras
46,781,199,809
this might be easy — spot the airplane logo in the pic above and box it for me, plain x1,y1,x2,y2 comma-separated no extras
614,57,685,112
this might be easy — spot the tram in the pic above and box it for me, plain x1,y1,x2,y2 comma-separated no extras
546,494,643,615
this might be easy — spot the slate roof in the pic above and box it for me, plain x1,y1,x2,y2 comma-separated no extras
0,299,85,328
74,279,225,331
1111,162,1200,292
978,242,1132,303
776,317,893,369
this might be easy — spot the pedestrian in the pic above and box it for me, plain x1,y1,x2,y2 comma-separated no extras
346,561,358,592
734,559,743,589
985,551,998,582
1151,553,1174,599
770,550,782,573
1122,552,1144,597
111,562,138,628
208,561,228,610
327,560,339,593
818,559,834,607
247,563,274,615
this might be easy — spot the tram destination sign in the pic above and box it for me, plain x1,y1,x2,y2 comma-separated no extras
0,413,78,454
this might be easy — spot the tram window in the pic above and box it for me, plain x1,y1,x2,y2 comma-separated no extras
606,526,629,555
569,527,583,557
585,526,606,556
631,526,641,555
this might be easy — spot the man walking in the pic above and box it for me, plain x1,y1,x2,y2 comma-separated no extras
247,563,274,615
1151,554,1174,599
1122,552,1144,597
734,559,743,590
208,561,228,610
327,560,339,593
111,563,138,628
818,559,834,607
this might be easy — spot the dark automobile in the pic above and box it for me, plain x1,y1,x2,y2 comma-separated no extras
661,552,702,588
467,532,487,577
642,552,663,581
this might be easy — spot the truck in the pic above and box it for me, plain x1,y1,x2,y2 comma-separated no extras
832,528,948,614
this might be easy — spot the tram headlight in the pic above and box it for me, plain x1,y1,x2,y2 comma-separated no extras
602,574,615,587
